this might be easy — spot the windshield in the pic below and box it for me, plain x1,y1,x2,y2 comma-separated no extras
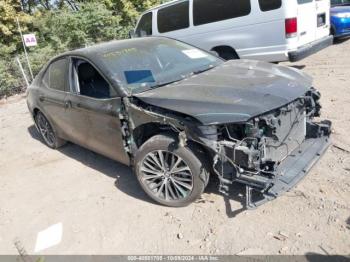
99,38,223,93
331,0,350,6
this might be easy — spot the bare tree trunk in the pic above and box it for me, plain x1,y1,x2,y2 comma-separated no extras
39,0,50,10
65,0,79,11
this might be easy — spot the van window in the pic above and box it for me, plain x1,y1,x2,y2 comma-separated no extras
258,0,282,11
193,0,251,26
158,1,190,33
135,12,153,37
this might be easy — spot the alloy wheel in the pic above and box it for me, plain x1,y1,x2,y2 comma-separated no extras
140,150,194,201
36,113,56,147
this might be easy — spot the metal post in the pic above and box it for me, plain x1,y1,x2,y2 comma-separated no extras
16,17,34,81
16,56,30,88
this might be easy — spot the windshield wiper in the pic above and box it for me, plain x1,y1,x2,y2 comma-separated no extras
151,77,185,88
147,65,215,89
192,65,215,75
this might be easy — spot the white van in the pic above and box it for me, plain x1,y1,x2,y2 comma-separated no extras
133,0,333,62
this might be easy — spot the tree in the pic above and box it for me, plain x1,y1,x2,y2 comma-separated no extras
33,2,126,51
0,0,32,57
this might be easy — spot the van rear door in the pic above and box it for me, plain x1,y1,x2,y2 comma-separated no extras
297,0,318,46
314,0,331,40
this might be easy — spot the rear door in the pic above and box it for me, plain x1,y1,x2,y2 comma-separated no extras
39,57,69,139
297,0,318,46
315,0,331,40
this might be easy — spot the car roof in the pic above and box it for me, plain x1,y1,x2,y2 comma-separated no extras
56,36,167,61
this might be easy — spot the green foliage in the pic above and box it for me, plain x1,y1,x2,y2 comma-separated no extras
0,0,32,57
0,0,167,98
34,2,126,51
0,56,27,97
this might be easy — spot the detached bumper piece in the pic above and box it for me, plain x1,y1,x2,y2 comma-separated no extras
246,135,331,209
288,35,333,62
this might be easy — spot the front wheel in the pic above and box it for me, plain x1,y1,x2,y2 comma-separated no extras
134,134,209,207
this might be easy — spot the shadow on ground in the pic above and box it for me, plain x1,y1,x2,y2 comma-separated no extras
204,176,247,218
305,253,349,261
28,125,151,204
28,124,248,217
333,37,350,45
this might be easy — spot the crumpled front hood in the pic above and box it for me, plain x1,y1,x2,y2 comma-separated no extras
134,60,312,125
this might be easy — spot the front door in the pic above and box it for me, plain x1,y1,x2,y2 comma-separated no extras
64,58,130,165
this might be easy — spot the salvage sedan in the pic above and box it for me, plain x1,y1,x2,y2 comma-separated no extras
27,37,331,208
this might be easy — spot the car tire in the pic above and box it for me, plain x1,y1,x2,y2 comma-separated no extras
134,134,209,207
35,111,66,149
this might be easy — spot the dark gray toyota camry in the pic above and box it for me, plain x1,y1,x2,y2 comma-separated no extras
27,37,331,208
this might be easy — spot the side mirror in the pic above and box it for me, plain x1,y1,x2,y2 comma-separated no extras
129,29,136,38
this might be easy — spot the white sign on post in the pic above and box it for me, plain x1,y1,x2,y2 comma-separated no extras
23,33,37,47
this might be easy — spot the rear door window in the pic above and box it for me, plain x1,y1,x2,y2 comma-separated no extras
43,58,69,92
193,0,251,26
135,12,153,37
258,0,282,11
157,1,190,33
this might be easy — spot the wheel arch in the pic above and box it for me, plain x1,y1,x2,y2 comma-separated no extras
132,122,213,169
33,107,40,117
330,25,336,36
32,107,64,139
132,122,177,149
211,45,240,60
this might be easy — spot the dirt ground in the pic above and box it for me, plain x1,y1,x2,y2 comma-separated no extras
0,39,349,256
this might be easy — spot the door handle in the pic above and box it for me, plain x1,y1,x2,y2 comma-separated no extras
64,100,72,108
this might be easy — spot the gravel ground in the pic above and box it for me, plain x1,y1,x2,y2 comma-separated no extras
0,39,349,255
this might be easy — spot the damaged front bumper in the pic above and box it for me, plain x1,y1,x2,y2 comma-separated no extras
245,134,331,209
193,94,332,209
207,118,332,209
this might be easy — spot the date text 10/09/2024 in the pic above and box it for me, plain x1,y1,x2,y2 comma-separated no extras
127,256,219,261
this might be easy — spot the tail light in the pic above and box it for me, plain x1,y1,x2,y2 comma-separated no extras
285,18,298,38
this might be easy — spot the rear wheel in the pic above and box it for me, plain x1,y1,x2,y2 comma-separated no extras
35,111,66,149
134,134,209,207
